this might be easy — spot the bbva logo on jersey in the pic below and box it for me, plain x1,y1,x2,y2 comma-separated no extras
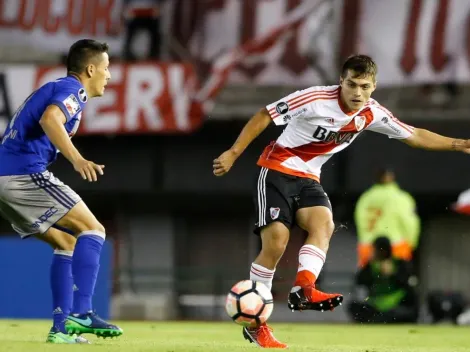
313,126,354,144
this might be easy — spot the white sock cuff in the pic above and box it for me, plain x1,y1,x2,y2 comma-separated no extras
77,230,106,240
251,263,275,276
300,244,326,261
54,249,73,257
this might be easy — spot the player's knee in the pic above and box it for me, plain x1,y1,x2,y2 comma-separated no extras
324,220,335,238
75,221,106,239
261,222,289,256
59,235,76,251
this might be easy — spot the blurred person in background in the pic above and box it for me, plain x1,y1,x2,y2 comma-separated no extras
450,189,470,325
354,168,420,268
347,236,419,324
122,0,164,61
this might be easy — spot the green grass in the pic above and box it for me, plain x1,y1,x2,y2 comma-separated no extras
0,320,469,351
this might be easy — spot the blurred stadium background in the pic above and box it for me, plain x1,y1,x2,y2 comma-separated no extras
1,0,470,327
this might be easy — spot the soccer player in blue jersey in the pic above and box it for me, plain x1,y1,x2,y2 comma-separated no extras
0,39,122,344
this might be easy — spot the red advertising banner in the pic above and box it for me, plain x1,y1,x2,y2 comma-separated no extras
0,62,203,135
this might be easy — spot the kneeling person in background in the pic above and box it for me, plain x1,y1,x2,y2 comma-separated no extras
348,236,419,324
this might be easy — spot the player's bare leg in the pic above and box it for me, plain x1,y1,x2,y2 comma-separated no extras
36,228,76,251
35,229,90,344
54,201,123,338
244,222,288,349
288,206,343,312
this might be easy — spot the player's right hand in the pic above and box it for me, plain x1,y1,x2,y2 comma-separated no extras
213,149,237,176
73,158,105,182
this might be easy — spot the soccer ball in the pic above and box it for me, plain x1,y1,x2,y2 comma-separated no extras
225,280,274,327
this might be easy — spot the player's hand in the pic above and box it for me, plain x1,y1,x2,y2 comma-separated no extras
73,158,105,182
460,140,470,154
213,149,238,176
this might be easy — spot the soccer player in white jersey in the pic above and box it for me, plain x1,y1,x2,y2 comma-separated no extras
213,55,470,348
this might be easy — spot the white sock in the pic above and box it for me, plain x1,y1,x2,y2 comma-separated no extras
297,244,326,278
250,263,275,291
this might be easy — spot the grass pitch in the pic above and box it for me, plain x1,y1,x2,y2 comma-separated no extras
0,320,468,351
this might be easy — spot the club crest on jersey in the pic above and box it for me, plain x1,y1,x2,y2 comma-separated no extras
78,88,88,103
275,102,289,114
355,115,366,131
270,207,280,220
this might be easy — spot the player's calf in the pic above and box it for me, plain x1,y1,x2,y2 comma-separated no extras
53,202,122,337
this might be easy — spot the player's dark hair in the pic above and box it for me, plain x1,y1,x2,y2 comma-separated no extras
341,55,377,80
375,167,395,184
66,39,109,75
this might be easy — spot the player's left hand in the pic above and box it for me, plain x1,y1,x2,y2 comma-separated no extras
213,149,237,176
460,140,470,154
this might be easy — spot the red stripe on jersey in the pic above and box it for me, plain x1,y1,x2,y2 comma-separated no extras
375,105,414,134
269,88,339,115
258,108,375,179
287,88,339,106
290,95,337,113
270,94,338,119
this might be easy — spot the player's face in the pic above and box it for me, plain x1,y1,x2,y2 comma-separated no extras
339,70,376,112
88,53,111,97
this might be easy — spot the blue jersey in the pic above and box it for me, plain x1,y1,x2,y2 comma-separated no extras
0,76,87,176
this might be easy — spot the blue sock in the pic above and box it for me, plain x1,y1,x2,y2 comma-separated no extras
51,250,73,333
72,232,105,315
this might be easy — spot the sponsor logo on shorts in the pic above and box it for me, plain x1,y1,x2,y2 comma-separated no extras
270,207,280,220
31,206,59,229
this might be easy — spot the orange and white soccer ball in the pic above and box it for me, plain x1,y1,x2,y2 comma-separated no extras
225,280,274,327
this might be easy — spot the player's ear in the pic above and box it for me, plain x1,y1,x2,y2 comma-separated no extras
86,64,95,78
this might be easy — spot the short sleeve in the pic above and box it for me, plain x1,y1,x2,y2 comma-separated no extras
50,87,86,122
367,104,415,139
266,89,313,126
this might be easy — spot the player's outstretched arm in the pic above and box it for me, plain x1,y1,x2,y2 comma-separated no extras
213,107,272,176
39,105,105,182
402,128,470,153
